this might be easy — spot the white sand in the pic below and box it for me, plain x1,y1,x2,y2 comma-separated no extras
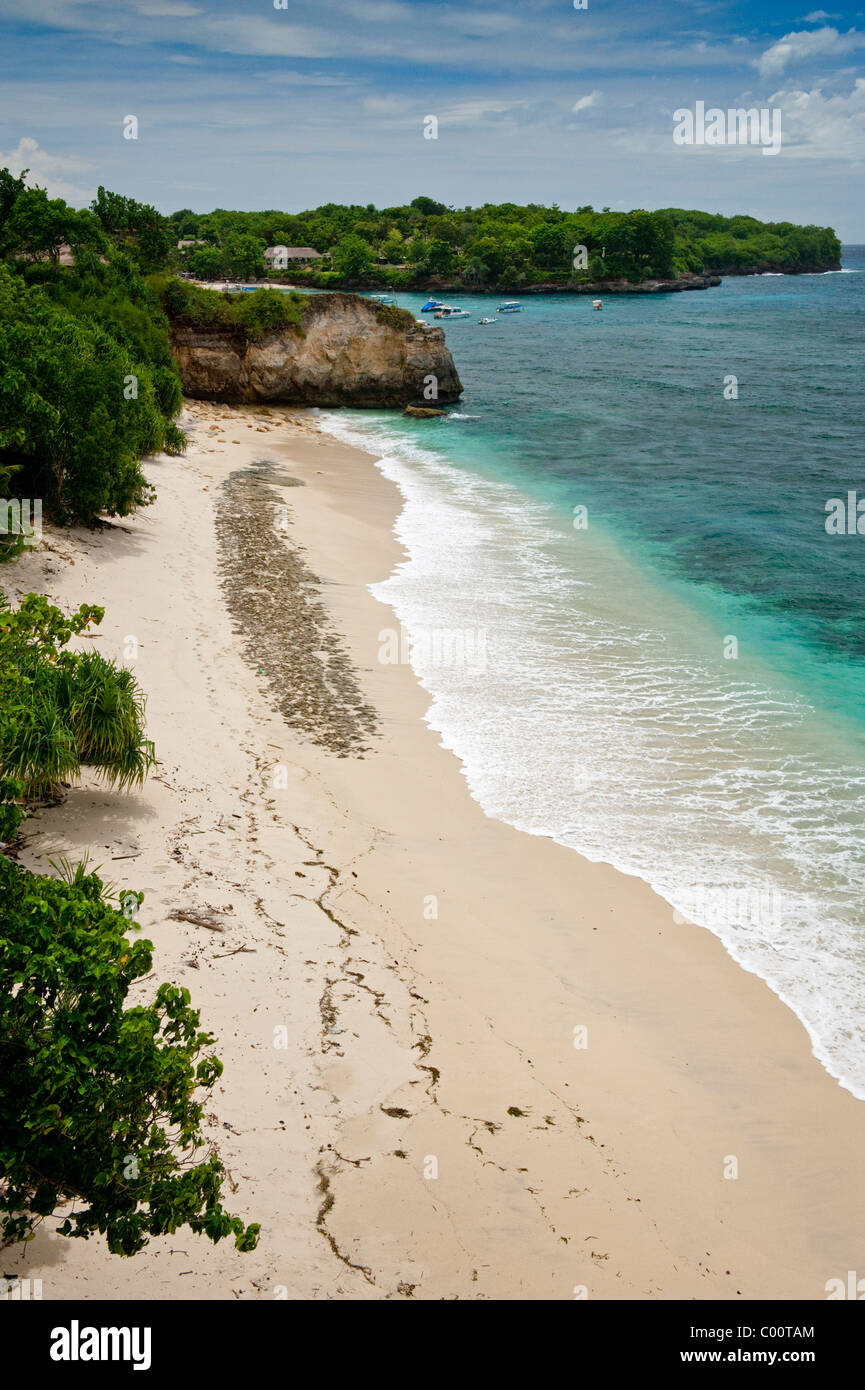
7,400,865,1300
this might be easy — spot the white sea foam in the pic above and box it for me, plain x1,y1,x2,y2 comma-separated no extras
317,410,865,1098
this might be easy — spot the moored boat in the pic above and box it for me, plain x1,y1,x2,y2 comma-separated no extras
497,300,523,313
434,305,471,319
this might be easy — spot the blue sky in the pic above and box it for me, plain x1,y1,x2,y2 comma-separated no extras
0,0,863,236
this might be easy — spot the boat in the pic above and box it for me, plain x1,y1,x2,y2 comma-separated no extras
496,300,523,313
478,316,497,325
422,299,445,312
368,293,395,304
434,305,471,319
592,299,603,310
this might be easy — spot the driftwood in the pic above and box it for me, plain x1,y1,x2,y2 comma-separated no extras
167,907,229,932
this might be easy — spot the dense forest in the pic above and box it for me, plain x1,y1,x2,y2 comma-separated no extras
165,195,842,288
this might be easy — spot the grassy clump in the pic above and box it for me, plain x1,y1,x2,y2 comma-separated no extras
0,592,156,841
369,300,416,332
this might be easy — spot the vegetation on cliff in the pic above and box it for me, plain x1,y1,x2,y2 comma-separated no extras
166,195,841,289
0,171,185,528
152,275,305,340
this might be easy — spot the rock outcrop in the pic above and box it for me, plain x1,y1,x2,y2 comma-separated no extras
170,292,463,407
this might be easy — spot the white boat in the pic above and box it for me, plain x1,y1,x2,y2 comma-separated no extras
478,316,497,325
434,305,471,319
497,300,523,313
592,299,603,310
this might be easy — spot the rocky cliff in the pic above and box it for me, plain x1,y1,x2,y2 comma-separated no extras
170,292,463,407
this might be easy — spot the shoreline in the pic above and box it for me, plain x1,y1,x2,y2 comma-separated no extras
8,400,865,1299
206,266,843,297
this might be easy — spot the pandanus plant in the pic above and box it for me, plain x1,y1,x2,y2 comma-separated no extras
0,594,155,834
64,651,155,791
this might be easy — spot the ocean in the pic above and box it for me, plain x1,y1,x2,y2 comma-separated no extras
316,249,865,1098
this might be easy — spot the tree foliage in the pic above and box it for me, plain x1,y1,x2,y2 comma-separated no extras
163,197,840,290
0,169,186,525
0,266,162,520
0,853,260,1256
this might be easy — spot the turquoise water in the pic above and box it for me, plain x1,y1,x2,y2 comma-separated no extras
316,252,865,1096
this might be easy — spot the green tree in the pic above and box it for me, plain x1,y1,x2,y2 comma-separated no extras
188,245,224,280
410,195,448,217
531,221,571,270
0,852,260,1257
424,238,456,276
223,232,265,280
0,265,162,521
0,167,27,230
333,233,373,280
0,186,104,264
90,186,170,273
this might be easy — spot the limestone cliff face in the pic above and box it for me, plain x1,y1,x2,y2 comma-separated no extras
170,292,463,407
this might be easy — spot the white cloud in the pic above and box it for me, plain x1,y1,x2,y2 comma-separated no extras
572,91,600,113
758,26,865,77
769,76,865,157
0,136,94,204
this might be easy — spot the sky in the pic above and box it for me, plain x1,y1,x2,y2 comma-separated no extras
0,0,863,237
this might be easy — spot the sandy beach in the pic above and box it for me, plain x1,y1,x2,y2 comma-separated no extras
6,400,865,1301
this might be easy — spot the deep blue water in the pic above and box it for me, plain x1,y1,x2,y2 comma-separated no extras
317,250,865,1096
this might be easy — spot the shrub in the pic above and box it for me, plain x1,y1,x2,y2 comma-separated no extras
0,592,156,840
0,854,260,1256
155,276,304,340
163,421,188,455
